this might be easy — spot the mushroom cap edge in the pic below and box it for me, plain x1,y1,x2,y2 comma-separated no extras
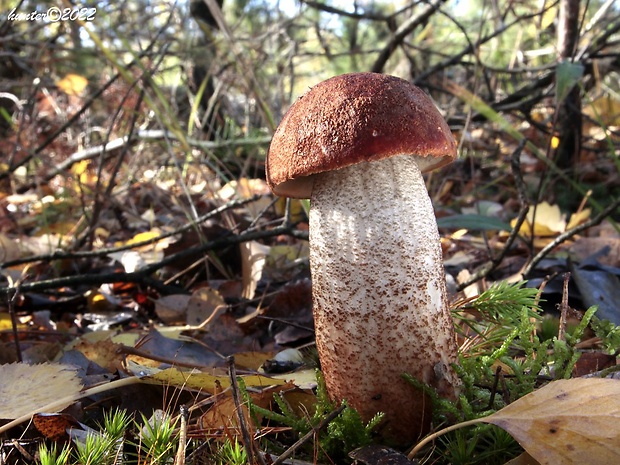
266,72,458,199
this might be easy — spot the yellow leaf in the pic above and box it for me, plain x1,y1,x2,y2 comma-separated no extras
74,339,124,373
512,202,566,237
485,378,620,465
274,197,306,223
137,366,286,393
0,313,16,331
233,351,275,371
127,230,162,245
71,159,90,177
114,229,174,254
540,6,557,30
567,208,591,230
56,73,88,96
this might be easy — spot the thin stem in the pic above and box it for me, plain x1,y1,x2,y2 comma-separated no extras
407,417,486,459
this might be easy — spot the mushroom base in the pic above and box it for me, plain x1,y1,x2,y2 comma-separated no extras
309,155,460,445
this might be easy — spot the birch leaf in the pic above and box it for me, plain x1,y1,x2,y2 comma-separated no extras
0,363,82,419
485,378,620,465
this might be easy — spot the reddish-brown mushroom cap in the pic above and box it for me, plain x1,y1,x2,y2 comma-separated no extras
267,72,457,198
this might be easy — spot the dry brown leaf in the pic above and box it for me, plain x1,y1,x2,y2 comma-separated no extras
485,378,620,465
186,287,226,327
199,389,272,432
0,363,82,419
73,339,125,373
154,294,191,325
33,412,80,440
571,237,620,266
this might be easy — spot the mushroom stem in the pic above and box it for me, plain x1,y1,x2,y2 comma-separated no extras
309,154,460,443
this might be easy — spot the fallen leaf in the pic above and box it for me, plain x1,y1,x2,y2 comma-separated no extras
572,352,616,377
186,287,226,327
133,365,286,393
199,389,273,432
33,413,80,440
504,452,541,465
56,73,88,96
485,378,620,465
0,363,82,419
566,208,591,230
73,339,125,373
233,351,275,371
270,368,318,390
154,294,192,325
0,312,24,331
571,237,620,266
513,202,566,237
240,240,270,299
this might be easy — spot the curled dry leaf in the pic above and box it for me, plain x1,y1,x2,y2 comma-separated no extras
485,378,620,465
33,412,81,440
240,240,270,299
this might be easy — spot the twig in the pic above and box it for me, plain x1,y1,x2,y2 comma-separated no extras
558,272,570,341
174,405,189,465
0,195,264,269
0,223,308,296
371,0,445,73
41,131,272,182
522,195,620,277
301,0,399,20
456,140,529,291
407,417,486,460
487,365,502,410
414,5,558,85
82,78,148,250
227,356,267,465
6,277,24,362
1,18,173,185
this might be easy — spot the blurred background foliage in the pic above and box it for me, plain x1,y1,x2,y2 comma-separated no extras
0,0,619,214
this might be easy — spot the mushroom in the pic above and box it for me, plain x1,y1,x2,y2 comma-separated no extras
266,72,460,444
